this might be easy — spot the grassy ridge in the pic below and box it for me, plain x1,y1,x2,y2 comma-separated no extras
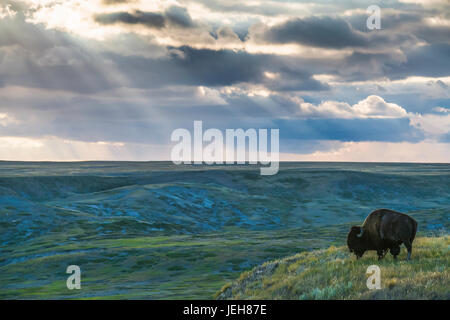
216,236,449,300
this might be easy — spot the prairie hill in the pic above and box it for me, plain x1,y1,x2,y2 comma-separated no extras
216,236,449,300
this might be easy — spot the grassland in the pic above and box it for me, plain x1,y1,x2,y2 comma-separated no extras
217,236,449,300
0,162,448,299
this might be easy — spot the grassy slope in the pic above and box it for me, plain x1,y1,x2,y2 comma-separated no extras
216,236,449,300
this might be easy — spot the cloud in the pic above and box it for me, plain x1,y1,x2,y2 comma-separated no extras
410,113,450,136
0,136,169,161
347,11,423,32
0,113,16,126
435,80,448,89
260,16,367,48
351,95,408,118
296,95,408,119
439,132,450,142
254,15,417,49
385,43,450,80
334,43,450,82
434,107,450,113
0,3,16,19
107,46,328,91
95,11,166,28
165,6,195,28
0,15,124,93
0,0,449,162
180,0,307,17
274,117,424,142
102,0,135,4
95,6,195,29
414,24,450,44
281,140,450,162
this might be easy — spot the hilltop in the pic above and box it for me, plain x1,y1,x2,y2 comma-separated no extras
216,236,449,300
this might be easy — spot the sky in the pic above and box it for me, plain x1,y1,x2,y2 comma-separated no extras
0,0,449,162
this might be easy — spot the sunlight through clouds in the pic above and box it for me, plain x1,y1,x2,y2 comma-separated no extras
0,0,449,162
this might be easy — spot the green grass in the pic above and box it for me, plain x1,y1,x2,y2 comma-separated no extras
216,236,450,300
1,162,448,299
0,226,344,300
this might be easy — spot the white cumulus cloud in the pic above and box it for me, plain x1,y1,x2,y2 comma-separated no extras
297,95,408,119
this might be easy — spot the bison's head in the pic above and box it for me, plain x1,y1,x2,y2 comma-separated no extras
347,226,366,259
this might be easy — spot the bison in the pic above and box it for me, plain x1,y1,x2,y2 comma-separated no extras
347,209,418,260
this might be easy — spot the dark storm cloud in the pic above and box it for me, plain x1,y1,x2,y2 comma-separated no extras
1,10,446,96
327,43,450,82
0,15,328,94
414,25,450,44
107,46,328,90
259,16,418,49
336,51,397,81
95,11,165,28
106,47,264,87
383,43,450,79
263,16,367,48
95,6,195,29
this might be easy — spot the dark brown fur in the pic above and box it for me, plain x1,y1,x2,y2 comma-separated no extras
347,209,418,260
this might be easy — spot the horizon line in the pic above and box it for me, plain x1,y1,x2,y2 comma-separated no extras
0,160,449,164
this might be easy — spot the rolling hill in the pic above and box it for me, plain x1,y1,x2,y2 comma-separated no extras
216,236,449,300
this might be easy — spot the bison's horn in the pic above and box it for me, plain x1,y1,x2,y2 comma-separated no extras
357,228,364,238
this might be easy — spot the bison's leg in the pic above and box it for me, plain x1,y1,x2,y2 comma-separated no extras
390,246,400,260
377,250,385,260
403,239,412,260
